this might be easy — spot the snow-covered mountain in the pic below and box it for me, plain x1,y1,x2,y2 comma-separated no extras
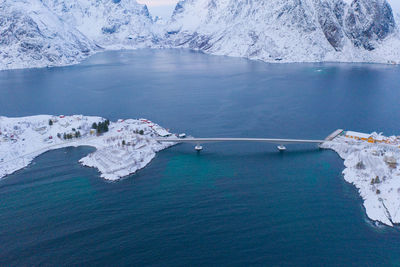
1,0,400,70
0,0,159,70
165,0,400,63
0,0,96,70
41,0,160,49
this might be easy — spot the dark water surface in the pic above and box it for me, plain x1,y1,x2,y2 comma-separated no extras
1,49,400,266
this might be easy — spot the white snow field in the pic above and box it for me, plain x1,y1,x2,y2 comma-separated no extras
322,133,400,226
0,115,175,181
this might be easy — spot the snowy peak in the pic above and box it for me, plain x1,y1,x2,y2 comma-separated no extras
166,0,400,63
40,0,158,49
313,0,396,51
1,0,400,70
344,0,396,50
0,0,161,70
0,0,96,69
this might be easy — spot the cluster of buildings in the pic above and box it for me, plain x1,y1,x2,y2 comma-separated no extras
0,130,17,143
345,131,400,146
0,116,174,150
0,124,24,143
140,119,172,137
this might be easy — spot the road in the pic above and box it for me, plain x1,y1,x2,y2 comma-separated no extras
155,137,325,145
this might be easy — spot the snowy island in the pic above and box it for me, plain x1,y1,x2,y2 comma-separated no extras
0,115,176,181
1,115,400,227
322,131,400,227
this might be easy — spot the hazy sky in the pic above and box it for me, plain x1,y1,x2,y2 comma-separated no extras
389,0,400,15
137,0,178,6
138,0,400,19
137,0,178,18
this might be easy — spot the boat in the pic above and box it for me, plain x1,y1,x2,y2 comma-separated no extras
195,145,203,151
178,133,186,138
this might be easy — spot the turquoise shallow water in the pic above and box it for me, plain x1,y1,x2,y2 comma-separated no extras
1,49,400,265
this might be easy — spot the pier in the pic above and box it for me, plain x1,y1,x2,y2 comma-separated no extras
155,130,343,151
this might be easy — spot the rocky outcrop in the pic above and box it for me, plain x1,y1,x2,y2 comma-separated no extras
344,0,396,50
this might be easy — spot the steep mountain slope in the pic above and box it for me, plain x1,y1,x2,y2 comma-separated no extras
0,0,96,70
1,0,400,70
0,0,160,70
41,0,160,49
165,0,400,63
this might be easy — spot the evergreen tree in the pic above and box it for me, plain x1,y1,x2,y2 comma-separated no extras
95,121,109,134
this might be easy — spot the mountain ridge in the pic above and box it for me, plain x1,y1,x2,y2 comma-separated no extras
1,0,399,70
165,0,400,64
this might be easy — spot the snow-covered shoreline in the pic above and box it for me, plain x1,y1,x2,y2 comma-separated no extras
2,46,399,73
0,115,176,181
321,132,400,227
2,116,400,227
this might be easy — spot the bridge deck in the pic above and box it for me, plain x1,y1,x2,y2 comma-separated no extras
155,137,325,144
155,129,344,145
325,129,344,141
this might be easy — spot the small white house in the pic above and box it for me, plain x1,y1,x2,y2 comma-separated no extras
153,126,172,137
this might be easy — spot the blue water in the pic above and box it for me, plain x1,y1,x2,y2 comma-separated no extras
1,49,400,266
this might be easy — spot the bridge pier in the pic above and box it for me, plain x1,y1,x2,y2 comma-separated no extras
277,145,286,151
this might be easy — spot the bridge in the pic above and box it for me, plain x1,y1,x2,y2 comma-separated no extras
155,129,343,151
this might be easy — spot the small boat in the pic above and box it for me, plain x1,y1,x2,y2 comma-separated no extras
178,133,186,138
195,145,203,151
277,145,286,151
